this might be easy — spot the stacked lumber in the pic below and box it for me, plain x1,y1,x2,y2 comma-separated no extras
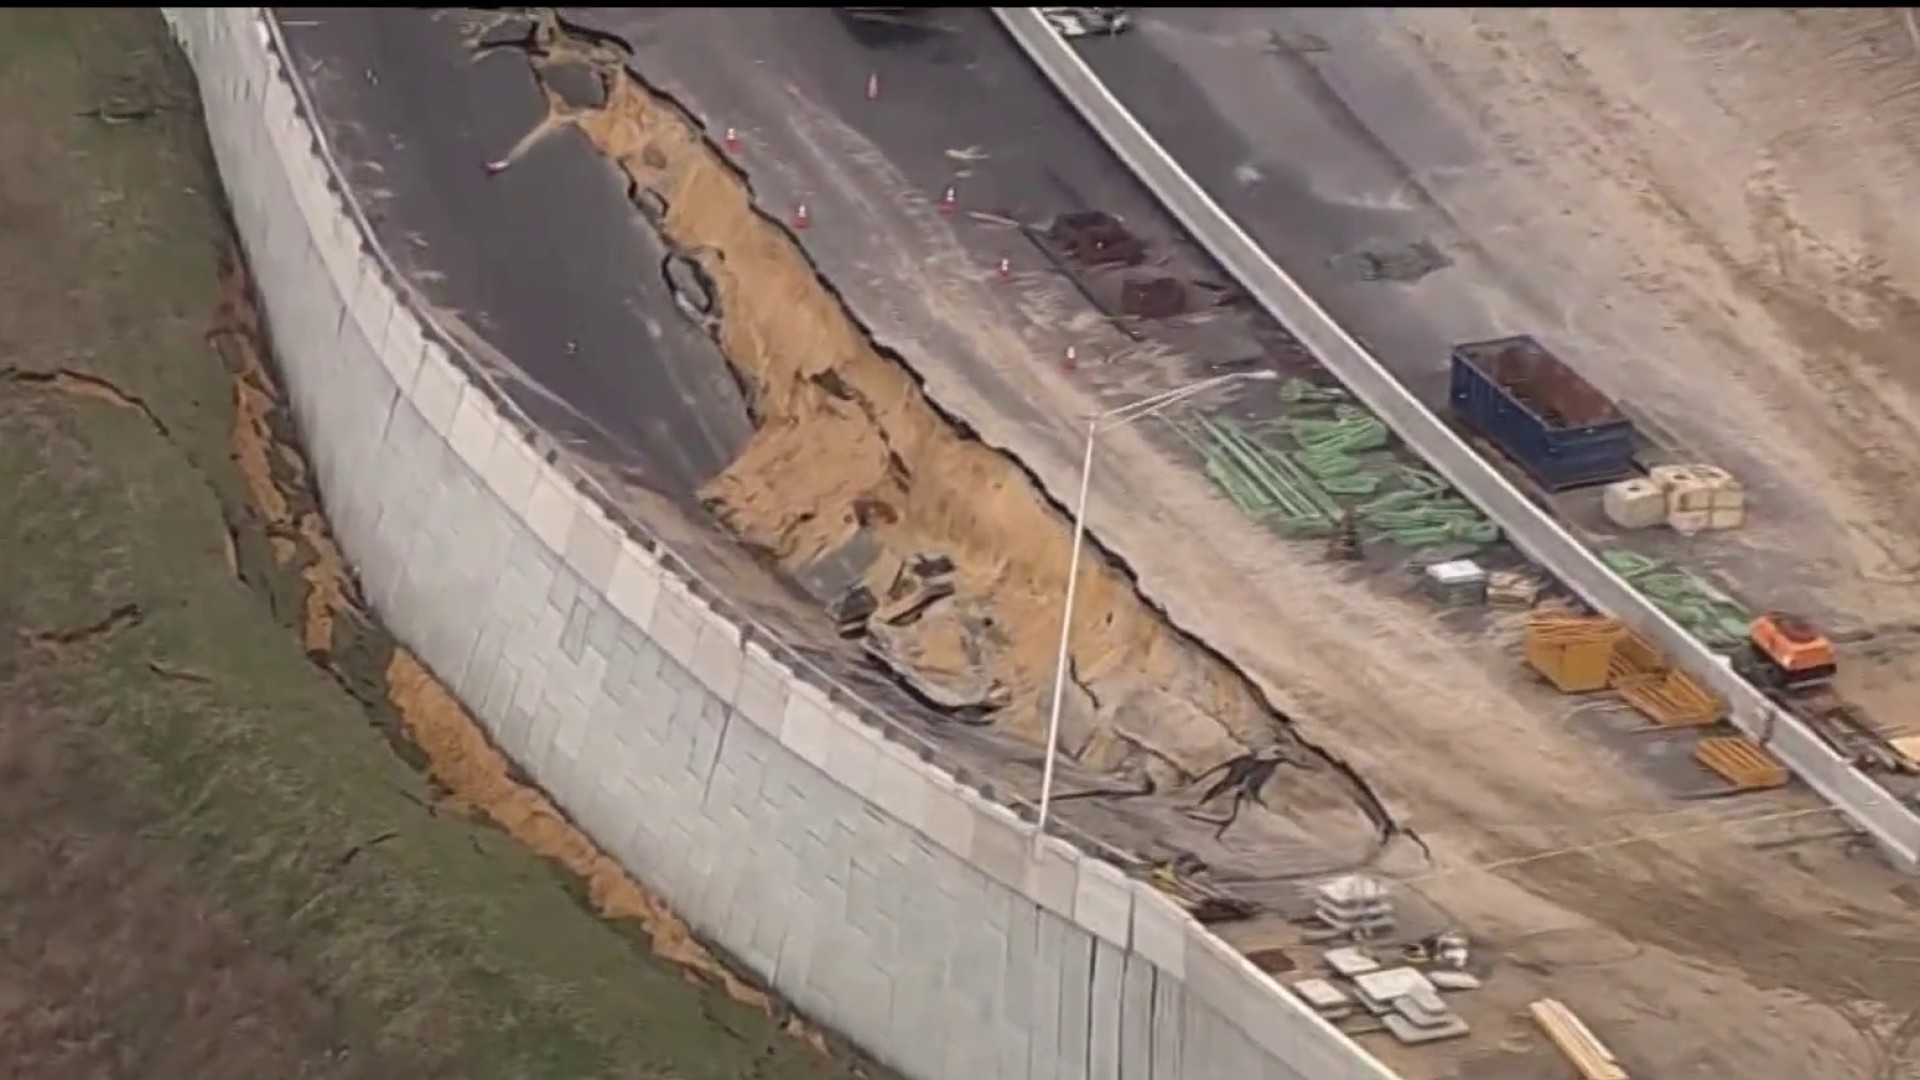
1529,998,1627,1080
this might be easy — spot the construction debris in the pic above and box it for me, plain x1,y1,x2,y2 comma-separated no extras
1428,970,1483,991
1119,275,1188,319
1325,945,1382,978
1289,977,1355,1020
1530,998,1629,1080
1602,476,1667,531
1422,558,1488,607
1486,567,1546,607
1694,735,1789,792
1353,968,1471,1044
1650,462,1745,535
1313,874,1395,940
1047,210,1146,267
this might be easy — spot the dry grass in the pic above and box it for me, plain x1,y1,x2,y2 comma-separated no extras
0,10,879,1080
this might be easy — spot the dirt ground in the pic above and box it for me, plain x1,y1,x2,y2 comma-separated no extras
0,11,879,1080
474,11,1920,1080
1390,8,1920,726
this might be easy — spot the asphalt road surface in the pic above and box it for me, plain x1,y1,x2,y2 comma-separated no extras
1074,9,1613,410
278,6,752,504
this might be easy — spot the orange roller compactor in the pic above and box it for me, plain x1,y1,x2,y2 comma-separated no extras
1731,612,1838,691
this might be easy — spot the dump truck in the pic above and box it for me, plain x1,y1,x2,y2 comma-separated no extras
1733,612,1838,691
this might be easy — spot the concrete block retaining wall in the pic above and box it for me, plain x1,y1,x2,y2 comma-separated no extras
166,9,1402,1080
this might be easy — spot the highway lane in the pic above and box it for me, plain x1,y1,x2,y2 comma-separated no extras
1072,10,1570,409
277,7,752,504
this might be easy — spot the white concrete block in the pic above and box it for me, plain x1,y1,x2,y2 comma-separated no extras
380,308,427,389
446,383,500,472
1027,836,1080,920
1072,858,1133,949
868,741,932,835
349,267,397,361
778,688,837,773
524,473,577,555
409,342,463,437
918,778,976,857
964,799,1031,896
479,428,540,511
648,578,703,670
312,189,363,304
1128,884,1188,979
562,503,621,590
822,716,882,800
604,544,662,633
688,621,745,702
731,642,790,733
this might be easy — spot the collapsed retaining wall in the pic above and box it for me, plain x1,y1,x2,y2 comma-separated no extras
165,9,1403,1080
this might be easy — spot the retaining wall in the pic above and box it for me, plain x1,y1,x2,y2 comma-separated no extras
165,9,1402,1080
991,7,1920,872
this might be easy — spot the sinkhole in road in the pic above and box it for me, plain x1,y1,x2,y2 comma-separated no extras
483,11,1400,866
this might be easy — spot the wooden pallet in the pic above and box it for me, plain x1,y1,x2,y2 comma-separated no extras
1606,630,1667,687
1694,736,1789,791
1616,669,1726,727
1530,998,1628,1080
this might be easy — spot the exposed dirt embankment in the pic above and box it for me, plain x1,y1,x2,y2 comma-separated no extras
492,13,1389,847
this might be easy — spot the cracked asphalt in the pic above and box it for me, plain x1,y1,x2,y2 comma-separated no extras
277,6,752,504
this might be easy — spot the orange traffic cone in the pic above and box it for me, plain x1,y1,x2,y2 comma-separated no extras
939,185,958,216
723,126,741,154
793,202,812,230
866,72,880,100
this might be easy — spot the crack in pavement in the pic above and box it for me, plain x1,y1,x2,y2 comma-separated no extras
475,9,1409,884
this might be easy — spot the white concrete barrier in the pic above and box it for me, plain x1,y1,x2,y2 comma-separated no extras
991,6,1920,872
166,9,1405,1080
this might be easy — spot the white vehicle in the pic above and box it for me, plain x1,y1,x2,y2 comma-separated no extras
1038,7,1133,40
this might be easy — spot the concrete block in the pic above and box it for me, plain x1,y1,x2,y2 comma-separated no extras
583,596,622,661
604,543,661,632
1056,924,1094,1080
559,597,592,663
1028,836,1081,920
648,579,703,670
315,199,366,307
446,384,499,472
918,776,977,857
867,741,932,835
524,472,576,556
1088,939,1124,1080
967,801,1031,899
407,338,458,434
380,308,427,389
1181,927,1253,1034
731,642,790,733
821,711,882,799
1149,975,1184,1080
408,333,464,439
1128,883,1188,979
349,263,396,356
1073,858,1134,949
1119,953,1154,1080
688,620,744,701
775,689,837,778
562,504,621,592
